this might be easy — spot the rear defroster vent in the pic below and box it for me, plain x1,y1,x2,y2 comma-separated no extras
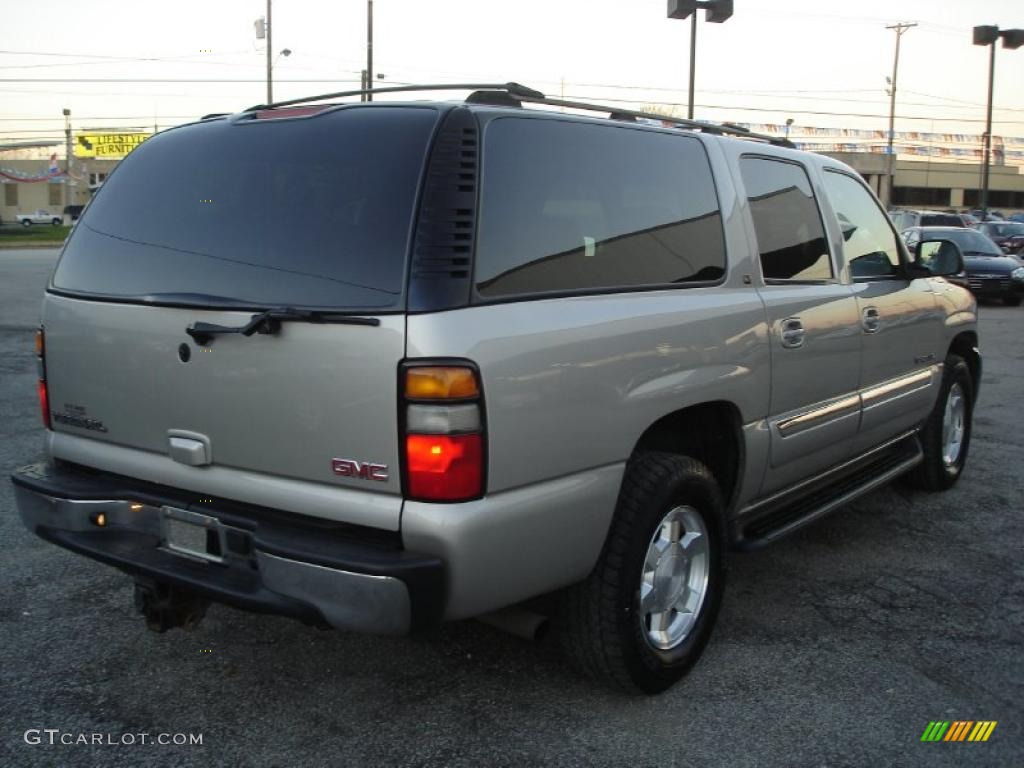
408,108,479,312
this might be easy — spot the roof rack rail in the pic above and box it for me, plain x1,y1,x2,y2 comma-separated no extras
242,80,794,148
243,82,544,112
515,94,794,148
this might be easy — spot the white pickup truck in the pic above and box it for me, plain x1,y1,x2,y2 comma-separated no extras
16,209,63,226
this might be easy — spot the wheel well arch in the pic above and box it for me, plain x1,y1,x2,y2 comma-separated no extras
949,331,981,395
632,401,744,511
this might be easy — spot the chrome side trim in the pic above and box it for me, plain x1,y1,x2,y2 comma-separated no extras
777,394,861,438
740,429,919,516
861,368,935,408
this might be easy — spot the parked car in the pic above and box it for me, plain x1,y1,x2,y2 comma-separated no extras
889,209,966,230
10,83,979,694
973,221,1024,256
1008,213,1024,223
904,226,1024,305
15,209,62,226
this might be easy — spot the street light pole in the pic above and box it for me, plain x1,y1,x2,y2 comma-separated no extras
366,1,374,103
973,25,1024,215
981,36,996,213
688,14,697,120
266,0,273,104
885,22,915,208
63,108,72,212
667,1,733,121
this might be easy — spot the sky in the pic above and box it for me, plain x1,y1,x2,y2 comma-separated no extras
1,0,1023,153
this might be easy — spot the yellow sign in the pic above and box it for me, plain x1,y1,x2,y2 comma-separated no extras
74,133,149,159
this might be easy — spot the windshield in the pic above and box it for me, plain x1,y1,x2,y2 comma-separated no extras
986,222,1024,237
53,106,440,310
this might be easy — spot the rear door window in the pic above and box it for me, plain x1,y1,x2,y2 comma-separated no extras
53,106,440,310
740,156,832,281
474,118,726,298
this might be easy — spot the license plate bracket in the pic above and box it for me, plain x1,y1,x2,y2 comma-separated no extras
161,507,222,562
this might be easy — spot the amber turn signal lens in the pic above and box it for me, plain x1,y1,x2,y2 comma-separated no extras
405,367,479,400
34,328,44,357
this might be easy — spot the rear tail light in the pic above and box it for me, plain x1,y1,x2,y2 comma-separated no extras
402,363,485,502
35,327,51,429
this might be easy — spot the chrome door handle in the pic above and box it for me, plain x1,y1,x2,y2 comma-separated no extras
780,318,805,349
862,307,881,334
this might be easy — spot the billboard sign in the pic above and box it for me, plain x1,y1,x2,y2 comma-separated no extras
74,133,149,159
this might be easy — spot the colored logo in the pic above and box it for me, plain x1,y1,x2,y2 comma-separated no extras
921,721,997,742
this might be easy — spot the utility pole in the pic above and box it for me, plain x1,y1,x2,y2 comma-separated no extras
688,13,697,120
973,25,1023,215
266,0,273,104
366,1,374,102
63,108,72,213
885,22,916,208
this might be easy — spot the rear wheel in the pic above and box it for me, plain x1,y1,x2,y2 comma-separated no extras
558,452,725,693
21,219,31,227
51,218,61,226
907,354,973,491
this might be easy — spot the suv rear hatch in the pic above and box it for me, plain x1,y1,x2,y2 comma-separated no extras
43,105,442,529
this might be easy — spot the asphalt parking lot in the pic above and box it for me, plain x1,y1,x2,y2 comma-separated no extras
1,248,1021,767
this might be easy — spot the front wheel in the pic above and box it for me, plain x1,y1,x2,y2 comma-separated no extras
51,218,61,226
558,452,725,693
907,354,973,491
21,219,31,227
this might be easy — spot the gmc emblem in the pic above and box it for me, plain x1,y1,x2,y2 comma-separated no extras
332,458,389,482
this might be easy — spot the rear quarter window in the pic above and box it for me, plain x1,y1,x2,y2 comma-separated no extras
474,118,726,298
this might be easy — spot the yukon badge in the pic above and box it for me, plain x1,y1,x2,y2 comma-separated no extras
332,458,388,482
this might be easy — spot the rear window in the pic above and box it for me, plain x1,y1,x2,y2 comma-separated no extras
474,118,726,298
920,213,963,227
53,106,439,310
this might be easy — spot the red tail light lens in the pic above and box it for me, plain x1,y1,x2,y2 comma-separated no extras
402,362,485,502
35,328,51,430
406,434,482,500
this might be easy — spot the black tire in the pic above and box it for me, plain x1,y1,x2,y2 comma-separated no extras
21,219,31,227
907,354,973,491
558,452,725,694
1002,296,1022,307
51,218,61,226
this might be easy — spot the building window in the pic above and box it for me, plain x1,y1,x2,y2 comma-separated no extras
88,172,108,187
891,186,949,207
4,184,17,207
49,183,62,206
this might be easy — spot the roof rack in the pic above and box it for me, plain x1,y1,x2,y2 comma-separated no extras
243,82,544,112
243,81,794,148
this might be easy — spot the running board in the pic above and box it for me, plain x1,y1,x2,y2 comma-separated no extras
732,433,923,549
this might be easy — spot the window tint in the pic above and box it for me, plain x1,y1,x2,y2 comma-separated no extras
740,157,831,280
822,170,903,279
475,119,725,297
54,107,439,310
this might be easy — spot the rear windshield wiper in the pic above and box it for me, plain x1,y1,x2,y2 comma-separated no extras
186,307,380,345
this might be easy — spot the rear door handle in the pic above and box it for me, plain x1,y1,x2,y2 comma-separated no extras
862,307,881,334
780,318,805,349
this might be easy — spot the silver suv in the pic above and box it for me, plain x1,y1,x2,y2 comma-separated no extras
11,83,979,693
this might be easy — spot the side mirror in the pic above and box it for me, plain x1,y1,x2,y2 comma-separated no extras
913,239,965,277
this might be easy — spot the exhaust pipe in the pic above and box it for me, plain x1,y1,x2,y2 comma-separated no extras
477,606,550,641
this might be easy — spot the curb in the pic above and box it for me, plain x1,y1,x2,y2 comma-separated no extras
0,242,64,249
